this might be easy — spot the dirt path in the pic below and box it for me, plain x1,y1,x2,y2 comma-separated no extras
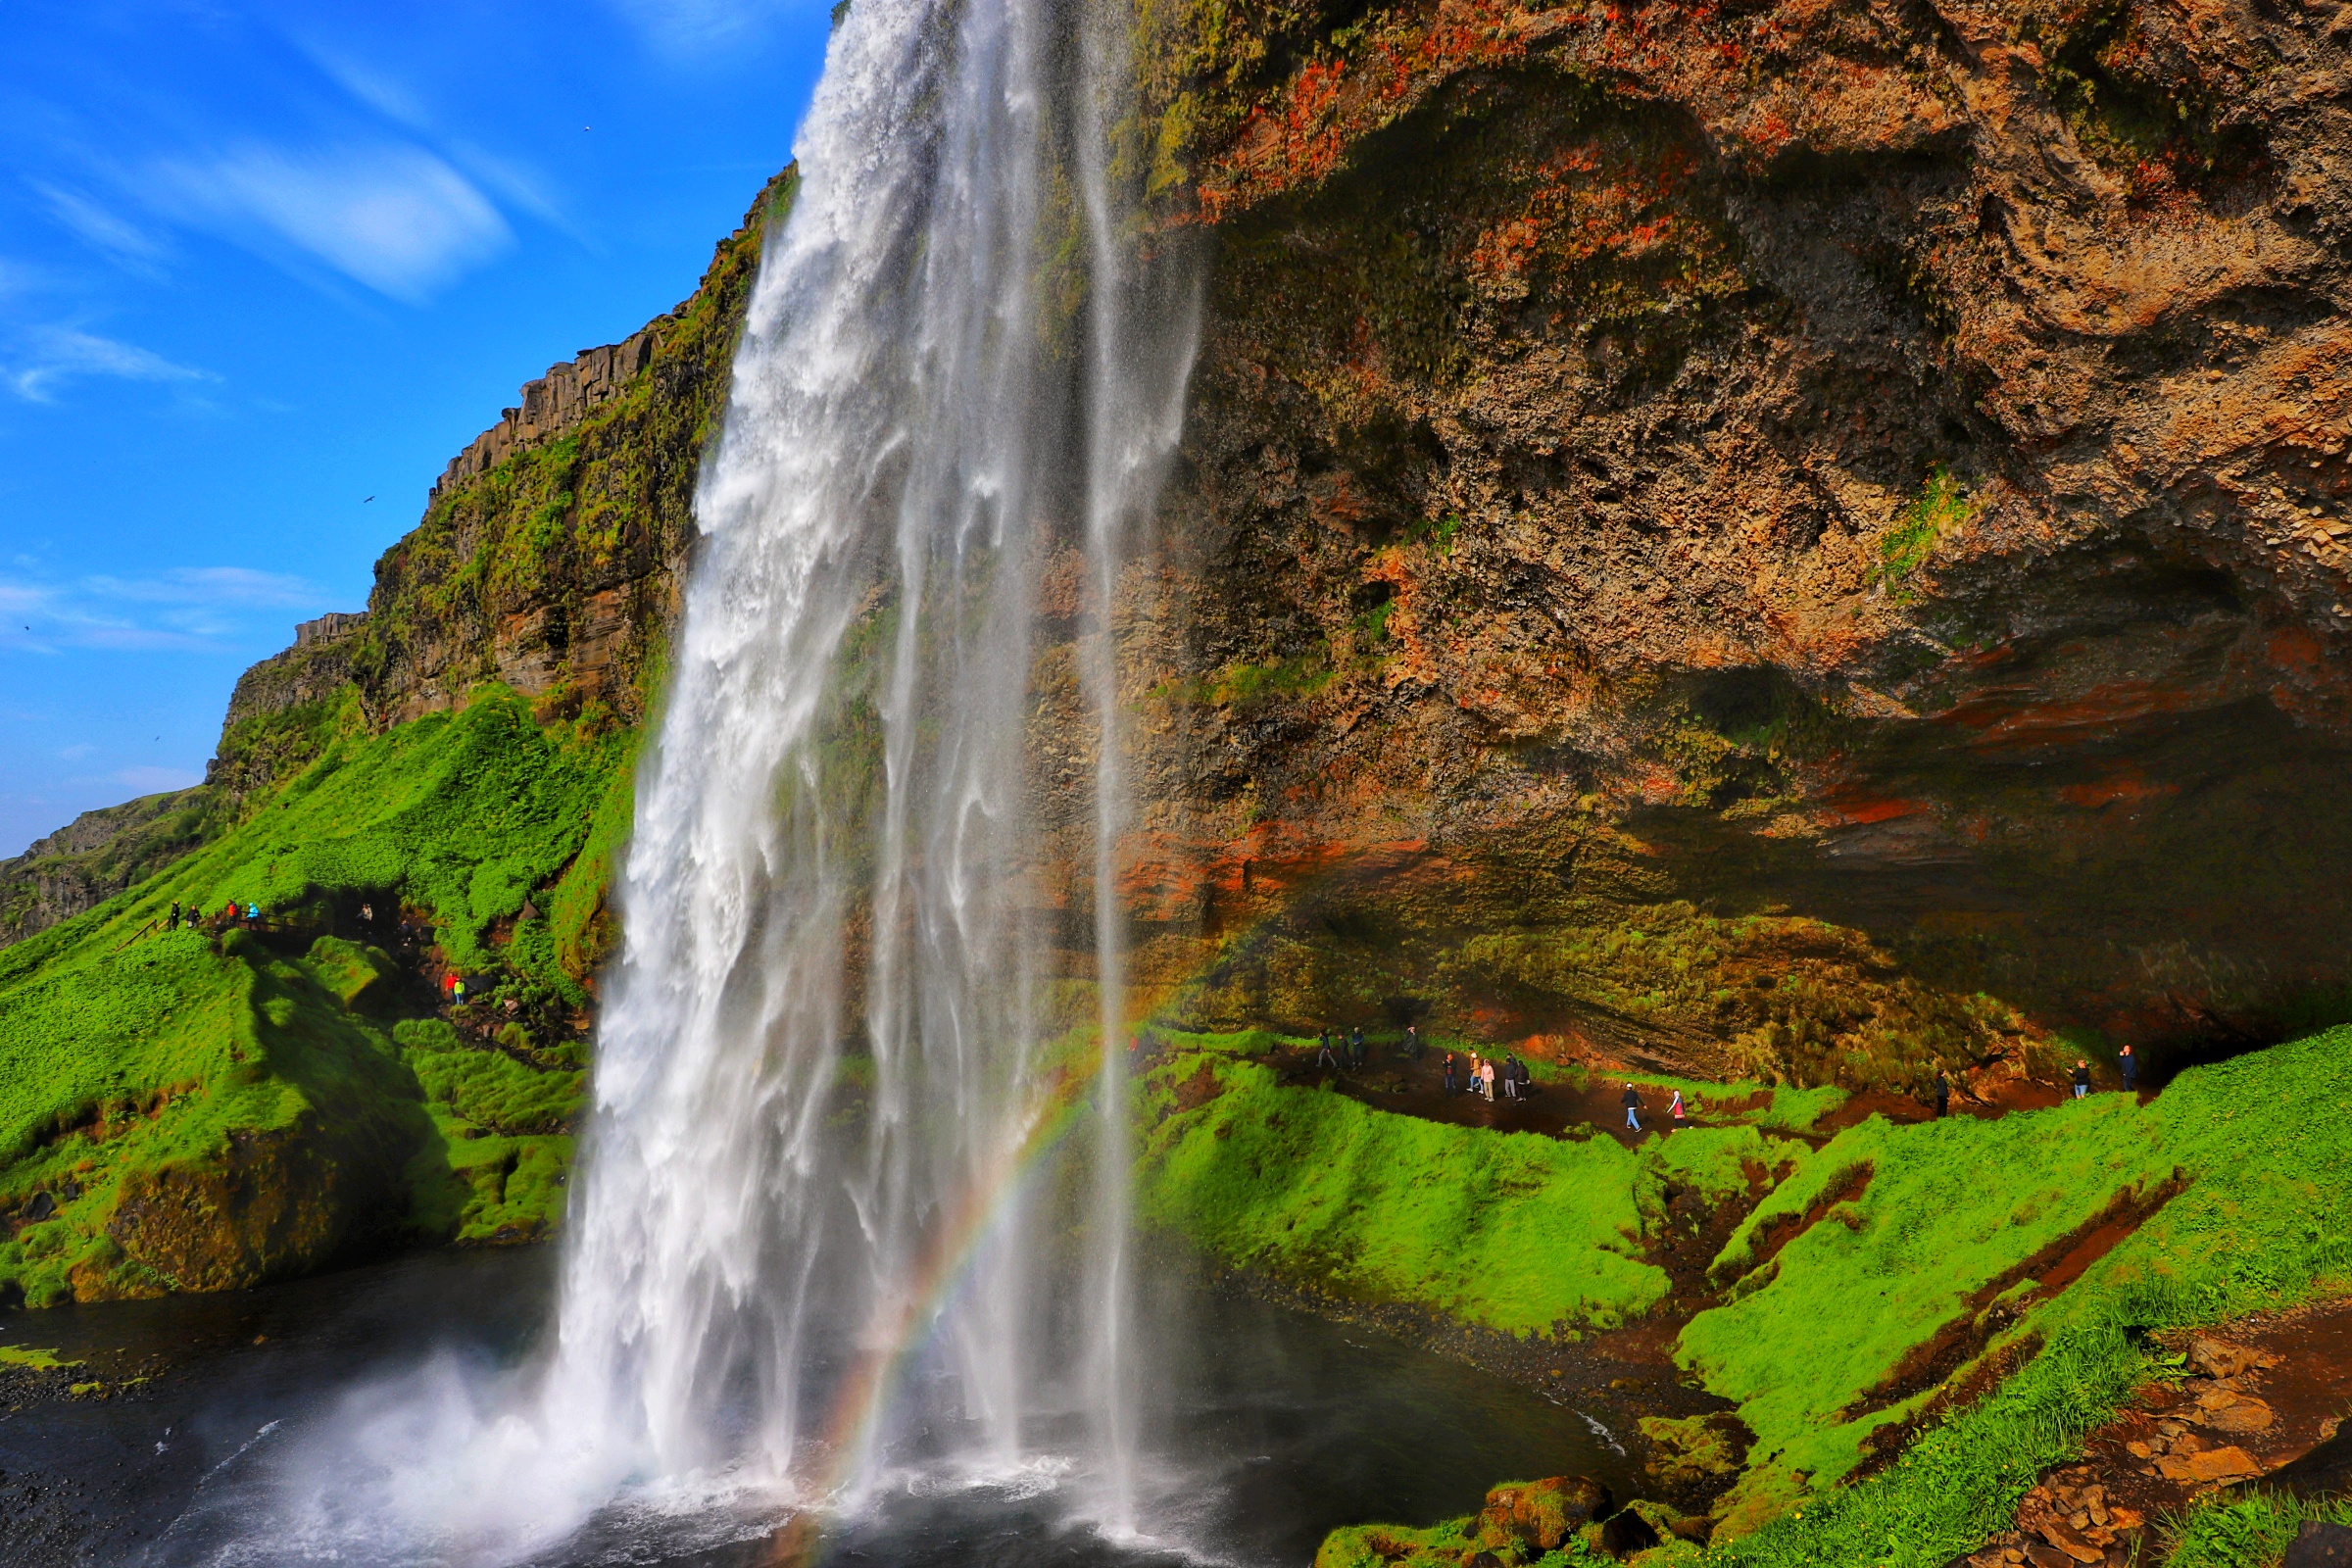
1233,1039,2079,1149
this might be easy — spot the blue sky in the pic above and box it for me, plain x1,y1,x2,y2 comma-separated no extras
0,0,834,856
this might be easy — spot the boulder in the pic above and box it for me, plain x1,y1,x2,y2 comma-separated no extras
2156,1446,2264,1485
1474,1477,1610,1552
2187,1338,2277,1380
1596,1508,1662,1559
2268,1428,2352,1500
2285,1521,2352,1568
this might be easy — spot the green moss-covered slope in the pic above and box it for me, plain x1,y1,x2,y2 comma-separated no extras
0,687,628,1304
1301,1025,2352,1564
1139,1041,1799,1333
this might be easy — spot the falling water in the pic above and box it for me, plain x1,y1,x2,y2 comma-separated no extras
537,0,1196,1543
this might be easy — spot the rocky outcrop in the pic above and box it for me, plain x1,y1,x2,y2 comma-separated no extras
101,1122,386,1296
160,0,2352,1088
342,170,794,728
430,330,661,501
0,789,219,949
203,167,792,751
1100,0,2352,1079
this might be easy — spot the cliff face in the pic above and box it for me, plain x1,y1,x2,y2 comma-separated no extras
343,167,795,729
0,789,218,948
1103,0,2352,1083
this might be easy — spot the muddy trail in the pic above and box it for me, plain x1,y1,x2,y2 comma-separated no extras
1240,1038,2080,1151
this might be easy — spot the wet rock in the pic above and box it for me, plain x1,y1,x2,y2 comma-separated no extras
2187,1338,2277,1381
102,1120,407,1298
2156,1446,2263,1485
2285,1521,2352,1568
2018,1479,2137,1559
2195,1390,2276,1434
2267,1426,2352,1500
1475,1476,1609,1551
1596,1508,1661,1559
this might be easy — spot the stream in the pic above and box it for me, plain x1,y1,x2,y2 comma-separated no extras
0,1248,1633,1567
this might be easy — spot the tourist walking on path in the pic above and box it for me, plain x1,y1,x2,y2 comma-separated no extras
1404,1024,1421,1059
1622,1083,1643,1132
1934,1072,1950,1118
1481,1058,1497,1102
1317,1029,1339,1070
1442,1053,1458,1095
2120,1045,2138,1095
1668,1088,1686,1129
1499,1055,1516,1102
2073,1059,2091,1100
1349,1026,1365,1069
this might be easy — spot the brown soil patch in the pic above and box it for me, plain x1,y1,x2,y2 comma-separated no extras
1961,1298,2352,1568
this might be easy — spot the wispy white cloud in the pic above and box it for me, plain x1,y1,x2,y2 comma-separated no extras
0,564,327,653
3,325,213,403
147,141,512,303
27,179,172,270
606,0,799,59
293,40,580,239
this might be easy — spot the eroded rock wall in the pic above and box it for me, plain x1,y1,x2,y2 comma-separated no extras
1102,0,2352,1082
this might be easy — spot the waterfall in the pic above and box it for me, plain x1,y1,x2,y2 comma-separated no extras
533,0,1198,1543
207,3,1200,1561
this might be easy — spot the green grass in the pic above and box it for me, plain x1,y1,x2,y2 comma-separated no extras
0,684,616,1302
1307,1025,2352,1565
1139,1052,1796,1334
1875,464,1979,586
0,1343,76,1370
2161,1492,2352,1568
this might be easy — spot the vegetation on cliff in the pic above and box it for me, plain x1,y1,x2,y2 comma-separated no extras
0,687,627,1305
1139,1042,1796,1332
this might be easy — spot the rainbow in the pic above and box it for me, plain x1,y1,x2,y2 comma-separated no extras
759,1051,1116,1565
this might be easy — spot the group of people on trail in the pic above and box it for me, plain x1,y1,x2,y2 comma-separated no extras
1619,1082,1688,1133
1442,1049,1533,1102
1313,1023,1425,1071
161,899,260,932
1316,1026,1368,1070
1926,1044,2138,1120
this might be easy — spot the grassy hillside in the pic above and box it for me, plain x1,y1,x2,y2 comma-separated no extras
1254,1025,2352,1566
0,686,628,1305
1138,1038,1804,1333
